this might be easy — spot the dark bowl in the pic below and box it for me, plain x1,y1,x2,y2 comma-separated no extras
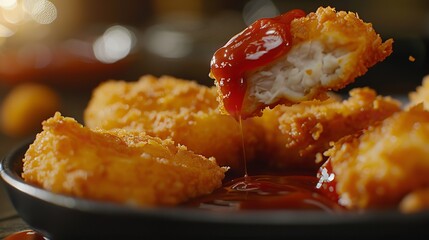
1,140,429,239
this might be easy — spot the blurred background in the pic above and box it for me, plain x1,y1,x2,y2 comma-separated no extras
0,0,428,154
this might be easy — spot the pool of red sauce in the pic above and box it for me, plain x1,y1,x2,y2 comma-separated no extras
185,169,342,212
210,9,306,118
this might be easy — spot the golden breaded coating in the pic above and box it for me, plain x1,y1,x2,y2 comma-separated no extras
323,105,429,211
290,6,393,90
84,75,263,172
408,75,429,109
255,88,401,170
211,6,393,119
22,112,227,207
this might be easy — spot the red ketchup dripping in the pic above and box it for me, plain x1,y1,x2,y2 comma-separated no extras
316,160,340,203
210,9,306,119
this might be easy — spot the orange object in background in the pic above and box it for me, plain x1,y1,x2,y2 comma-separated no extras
0,83,61,137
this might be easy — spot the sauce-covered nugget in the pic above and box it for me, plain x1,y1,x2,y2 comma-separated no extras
210,6,393,119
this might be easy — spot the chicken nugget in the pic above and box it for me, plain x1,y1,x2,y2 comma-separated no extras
210,6,393,119
255,88,401,170
22,112,227,206
84,75,263,173
318,105,429,211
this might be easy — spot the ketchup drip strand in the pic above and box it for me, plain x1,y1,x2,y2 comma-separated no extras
210,9,306,119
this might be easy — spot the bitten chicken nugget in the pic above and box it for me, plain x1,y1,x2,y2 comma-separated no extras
22,112,227,206
210,6,393,119
255,88,401,170
84,75,263,172
318,105,429,212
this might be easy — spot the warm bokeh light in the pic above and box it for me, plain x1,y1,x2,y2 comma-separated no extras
2,4,26,24
0,0,57,44
144,27,193,59
23,0,57,24
93,25,136,64
0,0,17,10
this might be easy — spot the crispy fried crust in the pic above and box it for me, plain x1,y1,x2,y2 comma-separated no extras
233,6,393,118
324,105,429,211
291,6,393,89
255,88,401,170
84,75,263,172
22,112,227,206
408,75,429,109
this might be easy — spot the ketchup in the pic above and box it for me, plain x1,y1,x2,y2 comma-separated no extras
210,9,306,118
4,230,46,240
186,175,344,211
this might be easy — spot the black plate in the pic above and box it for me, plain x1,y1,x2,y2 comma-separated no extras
1,140,429,239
